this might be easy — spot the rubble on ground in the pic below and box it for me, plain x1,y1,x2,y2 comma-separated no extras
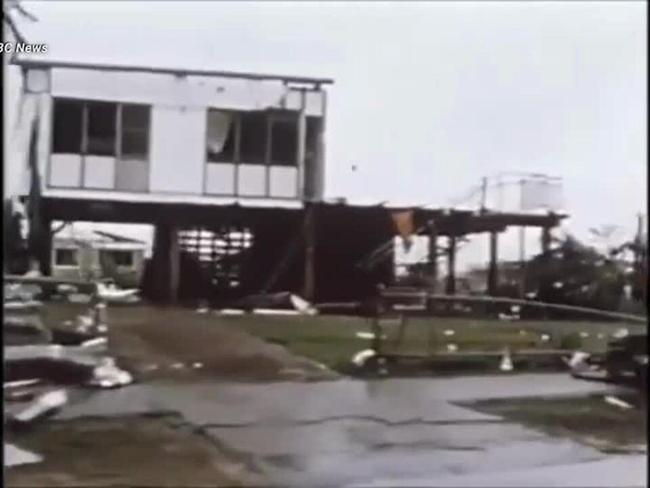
4,279,133,391
215,291,318,316
4,443,43,467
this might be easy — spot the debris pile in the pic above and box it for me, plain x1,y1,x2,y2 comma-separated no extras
4,278,135,468
211,292,318,316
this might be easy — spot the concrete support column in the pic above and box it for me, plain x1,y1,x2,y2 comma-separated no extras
487,231,499,296
29,211,52,277
541,226,552,255
151,222,180,303
428,220,438,294
446,236,456,295
296,90,307,199
303,204,316,302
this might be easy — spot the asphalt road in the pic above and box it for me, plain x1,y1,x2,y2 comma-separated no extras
52,373,647,487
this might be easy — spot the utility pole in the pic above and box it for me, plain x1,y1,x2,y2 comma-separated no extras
518,178,526,297
479,176,488,212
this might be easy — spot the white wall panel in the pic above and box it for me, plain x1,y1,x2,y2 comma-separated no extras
83,156,115,189
149,106,204,194
206,163,235,195
269,166,298,198
284,90,324,116
49,154,81,188
50,68,324,116
116,159,149,192
237,165,266,197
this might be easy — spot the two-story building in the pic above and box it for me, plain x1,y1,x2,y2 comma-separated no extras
10,58,566,306
12,57,331,301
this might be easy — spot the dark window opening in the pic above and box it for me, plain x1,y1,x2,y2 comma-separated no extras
270,116,297,166
121,104,150,158
122,105,149,131
52,100,83,154
103,250,134,267
239,112,267,164
54,248,78,266
87,102,117,156
206,110,235,163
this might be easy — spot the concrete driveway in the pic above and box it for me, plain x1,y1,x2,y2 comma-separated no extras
51,373,646,487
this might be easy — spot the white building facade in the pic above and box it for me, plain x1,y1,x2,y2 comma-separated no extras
13,59,330,208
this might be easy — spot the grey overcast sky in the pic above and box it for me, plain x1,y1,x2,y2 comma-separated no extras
11,1,648,268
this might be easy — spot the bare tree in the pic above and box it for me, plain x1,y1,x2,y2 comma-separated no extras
3,0,37,45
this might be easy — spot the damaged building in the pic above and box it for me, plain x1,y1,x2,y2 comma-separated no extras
11,58,565,306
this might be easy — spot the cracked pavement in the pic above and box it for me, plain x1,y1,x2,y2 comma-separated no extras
52,373,647,487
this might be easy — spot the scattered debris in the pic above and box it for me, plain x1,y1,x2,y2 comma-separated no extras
355,331,386,340
238,292,317,315
356,331,375,340
498,312,519,321
351,349,376,368
10,389,68,424
96,282,140,304
4,443,43,467
499,348,514,372
81,337,108,350
68,293,93,304
170,362,185,370
579,332,590,338
4,316,52,345
289,294,318,315
3,378,41,390
446,344,458,352
565,351,595,375
192,362,203,369
604,395,634,410
443,329,455,336
613,328,630,339
253,309,301,316
215,308,246,316
541,334,551,342
88,358,133,388
56,283,78,294
3,300,43,312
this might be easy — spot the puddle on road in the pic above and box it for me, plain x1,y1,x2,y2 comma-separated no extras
458,392,647,454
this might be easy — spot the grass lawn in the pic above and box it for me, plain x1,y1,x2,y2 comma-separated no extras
215,313,647,371
35,301,647,374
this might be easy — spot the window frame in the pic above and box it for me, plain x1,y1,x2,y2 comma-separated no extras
102,249,135,268
203,109,303,198
50,98,151,192
53,247,79,268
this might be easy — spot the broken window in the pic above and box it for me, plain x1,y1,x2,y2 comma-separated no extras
86,102,117,156
206,110,235,163
102,250,134,267
121,104,150,158
54,248,78,266
238,112,267,164
52,100,83,153
270,114,297,166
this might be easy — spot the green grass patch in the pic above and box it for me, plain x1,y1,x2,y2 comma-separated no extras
216,314,646,372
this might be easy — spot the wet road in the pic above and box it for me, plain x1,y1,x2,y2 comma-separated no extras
55,374,646,487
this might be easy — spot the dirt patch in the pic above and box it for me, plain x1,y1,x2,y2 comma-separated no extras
102,305,337,382
460,393,648,454
5,414,264,487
